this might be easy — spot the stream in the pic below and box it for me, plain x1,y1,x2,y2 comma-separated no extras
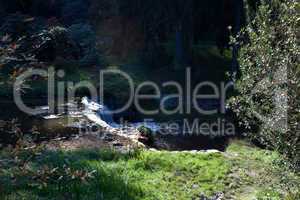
0,97,231,151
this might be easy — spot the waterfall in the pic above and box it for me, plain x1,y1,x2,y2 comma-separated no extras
81,97,160,132
33,97,160,133
81,97,116,128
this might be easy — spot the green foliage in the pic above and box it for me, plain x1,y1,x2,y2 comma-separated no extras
1,140,299,199
138,125,154,144
285,192,300,200
256,190,282,200
0,145,229,200
226,140,300,199
138,126,153,137
229,0,300,168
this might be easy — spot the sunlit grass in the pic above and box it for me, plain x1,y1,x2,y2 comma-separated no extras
1,140,299,200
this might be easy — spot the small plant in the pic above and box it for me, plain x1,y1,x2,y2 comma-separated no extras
138,126,154,145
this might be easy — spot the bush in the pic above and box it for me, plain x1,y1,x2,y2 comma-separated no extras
229,0,299,168
138,126,154,144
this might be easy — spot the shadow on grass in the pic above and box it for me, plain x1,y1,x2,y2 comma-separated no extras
0,148,144,200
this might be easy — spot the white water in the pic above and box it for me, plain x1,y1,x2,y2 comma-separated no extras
81,97,116,128
81,97,160,132
34,97,160,133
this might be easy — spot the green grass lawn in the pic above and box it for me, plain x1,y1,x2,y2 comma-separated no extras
0,140,299,200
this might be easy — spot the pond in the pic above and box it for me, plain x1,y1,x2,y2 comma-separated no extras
0,97,232,151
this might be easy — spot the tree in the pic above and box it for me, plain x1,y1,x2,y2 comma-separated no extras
229,0,300,169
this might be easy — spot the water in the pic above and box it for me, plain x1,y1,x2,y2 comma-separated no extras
0,97,232,150
81,97,160,132
0,99,80,145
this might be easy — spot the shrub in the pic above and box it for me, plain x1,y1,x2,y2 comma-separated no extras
138,126,154,144
229,0,299,168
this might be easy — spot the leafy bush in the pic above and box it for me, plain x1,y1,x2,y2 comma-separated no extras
229,0,299,168
138,126,154,144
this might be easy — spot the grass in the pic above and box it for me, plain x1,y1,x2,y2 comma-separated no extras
225,140,300,199
0,140,299,200
0,147,229,200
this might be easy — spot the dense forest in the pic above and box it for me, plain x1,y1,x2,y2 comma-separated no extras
0,0,257,68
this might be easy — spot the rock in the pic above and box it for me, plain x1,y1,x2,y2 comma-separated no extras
112,141,123,147
198,192,224,200
137,135,150,144
199,149,221,154
149,148,158,152
103,133,114,142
